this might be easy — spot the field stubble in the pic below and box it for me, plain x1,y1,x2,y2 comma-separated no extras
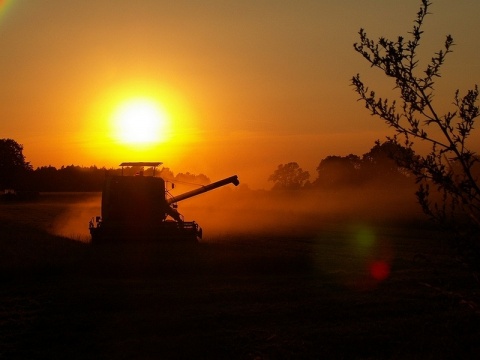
1,192,480,359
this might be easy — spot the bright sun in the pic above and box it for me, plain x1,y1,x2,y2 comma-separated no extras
112,98,169,145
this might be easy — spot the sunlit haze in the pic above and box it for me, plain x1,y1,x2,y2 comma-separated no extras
1,0,479,188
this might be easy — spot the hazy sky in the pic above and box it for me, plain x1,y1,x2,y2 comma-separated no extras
1,0,479,188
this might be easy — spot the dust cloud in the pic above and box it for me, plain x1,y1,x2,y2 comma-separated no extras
50,193,101,242
174,182,426,240
49,180,425,243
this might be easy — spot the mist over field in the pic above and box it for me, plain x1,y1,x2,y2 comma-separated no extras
49,179,424,243
48,194,101,241
2,178,478,360
165,178,421,236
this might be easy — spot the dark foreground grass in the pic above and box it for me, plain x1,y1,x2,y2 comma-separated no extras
1,196,480,359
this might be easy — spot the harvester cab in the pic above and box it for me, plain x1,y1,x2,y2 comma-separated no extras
89,162,239,243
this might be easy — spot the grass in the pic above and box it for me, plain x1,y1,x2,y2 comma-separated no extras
1,193,480,359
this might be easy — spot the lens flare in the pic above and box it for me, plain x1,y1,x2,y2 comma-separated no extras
313,223,395,291
350,224,393,288
369,260,391,281
355,226,375,248
0,0,14,22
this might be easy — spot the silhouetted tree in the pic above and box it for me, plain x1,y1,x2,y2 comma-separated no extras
361,139,415,183
30,165,107,191
352,1,480,272
0,138,32,189
175,172,211,185
269,162,310,190
158,167,175,181
314,154,361,188
27,164,218,192
32,166,59,191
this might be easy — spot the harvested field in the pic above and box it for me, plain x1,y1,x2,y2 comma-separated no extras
1,193,480,359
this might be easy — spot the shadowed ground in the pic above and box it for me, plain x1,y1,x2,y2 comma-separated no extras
1,194,480,359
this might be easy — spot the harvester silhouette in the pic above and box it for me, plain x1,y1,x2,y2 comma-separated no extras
89,162,239,243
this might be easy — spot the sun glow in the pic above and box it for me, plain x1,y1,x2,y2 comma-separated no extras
83,81,201,167
112,98,170,145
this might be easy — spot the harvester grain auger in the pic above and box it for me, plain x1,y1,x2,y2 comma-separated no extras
89,162,239,243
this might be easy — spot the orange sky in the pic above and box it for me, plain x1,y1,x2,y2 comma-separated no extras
1,0,479,188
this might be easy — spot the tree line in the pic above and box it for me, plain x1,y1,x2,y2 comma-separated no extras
1,137,417,193
268,139,415,190
0,138,210,192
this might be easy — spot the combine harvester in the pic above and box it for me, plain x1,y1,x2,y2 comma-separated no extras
89,162,239,243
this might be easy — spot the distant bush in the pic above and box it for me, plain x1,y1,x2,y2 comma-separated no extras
352,1,480,274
